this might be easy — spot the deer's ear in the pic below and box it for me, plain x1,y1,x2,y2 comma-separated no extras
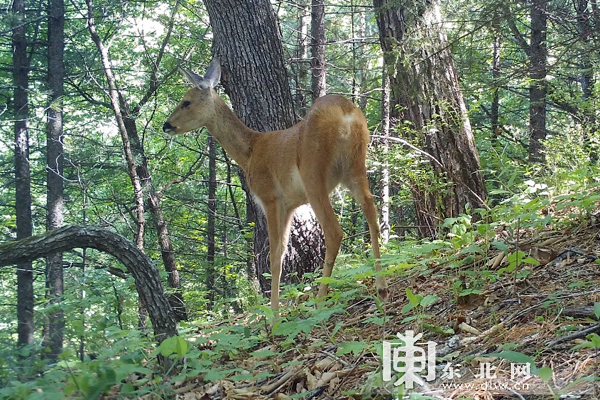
203,58,221,89
179,68,207,89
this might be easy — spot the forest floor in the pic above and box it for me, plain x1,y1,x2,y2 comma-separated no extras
133,204,600,400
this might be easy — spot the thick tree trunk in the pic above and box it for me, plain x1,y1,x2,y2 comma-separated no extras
45,0,66,362
311,0,327,99
204,0,325,297
374,0,487,233
204,0,296,131
0,226,178,343
12,0,34,349
529,0,548,163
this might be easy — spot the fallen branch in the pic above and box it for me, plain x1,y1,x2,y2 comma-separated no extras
0,225,178,343
546,322,600,349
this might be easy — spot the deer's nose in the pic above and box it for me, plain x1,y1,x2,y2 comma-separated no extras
163,121,175,133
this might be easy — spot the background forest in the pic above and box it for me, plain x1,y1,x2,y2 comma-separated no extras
1,0,599,398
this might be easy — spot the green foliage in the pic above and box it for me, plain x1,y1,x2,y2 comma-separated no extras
155,335,189,359
2,0,600,397
572,333,600,350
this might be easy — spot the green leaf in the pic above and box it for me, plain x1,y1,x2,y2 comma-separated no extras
336,341,369,356
273,318,312,338
401,302,416,314
158,335,188,358
594,302,600,320
406,288,421,306
522,256,540,266
316,276,337,285
331,321,344,337
204,369,229,381
251,349,277,358
507,251,527,264
255,304,275,322
492,241,509,253
175,336,189,358
419,294,438,308
460,244,483,254
588,333,600,348
537,366,553,383
487,351,538,373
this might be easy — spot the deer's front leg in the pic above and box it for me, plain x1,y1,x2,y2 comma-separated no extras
263,200,294,313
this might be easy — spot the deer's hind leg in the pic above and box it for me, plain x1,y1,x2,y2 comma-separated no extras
298,167,344,300
343,170,390,301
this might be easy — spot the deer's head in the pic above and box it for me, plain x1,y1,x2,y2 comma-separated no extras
162,59,221,135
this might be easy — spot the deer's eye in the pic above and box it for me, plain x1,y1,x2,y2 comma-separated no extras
181,101,191,108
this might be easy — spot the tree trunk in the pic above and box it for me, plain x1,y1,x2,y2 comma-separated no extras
491,29,501,141
45,0,66,362
293,0,310,112
380,69,391,244
311,0,327,100
206,135,217,310
351,2,368,109
119,98,183,309
574,0,597,163
0,226,178,343
204,0,326,297
86,0,146,249
87,0,185,321
529,0,548,163
374,0,487,233
12,0,34,349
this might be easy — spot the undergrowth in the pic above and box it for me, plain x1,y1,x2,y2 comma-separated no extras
1,169,600,399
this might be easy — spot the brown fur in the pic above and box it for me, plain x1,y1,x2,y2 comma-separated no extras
164,78,389,312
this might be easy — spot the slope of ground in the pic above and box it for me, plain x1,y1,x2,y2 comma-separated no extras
114,200,600,400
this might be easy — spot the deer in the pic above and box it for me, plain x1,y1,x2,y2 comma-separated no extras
163,59,389,312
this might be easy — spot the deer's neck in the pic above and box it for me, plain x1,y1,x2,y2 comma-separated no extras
205,97,256,170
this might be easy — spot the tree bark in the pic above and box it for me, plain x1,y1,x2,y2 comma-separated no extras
293,0,310,112
351,2,368,109
44,0,66,362
204,0,296,131
574,0,597,163
380,69,391,244
529,0,548,162
0,226,178,343
206,135,217,310
491,29,501,142
311,0,327,100
12,0,34,349
203,0,326,296
374,0,487,234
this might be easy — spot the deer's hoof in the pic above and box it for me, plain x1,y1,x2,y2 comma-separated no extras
378,286,390,302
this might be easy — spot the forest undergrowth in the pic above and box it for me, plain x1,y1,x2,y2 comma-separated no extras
3,171,600,400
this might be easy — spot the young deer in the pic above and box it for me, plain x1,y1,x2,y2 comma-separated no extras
163,60,389,311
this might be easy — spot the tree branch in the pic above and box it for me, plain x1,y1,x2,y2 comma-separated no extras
0,225,178,343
